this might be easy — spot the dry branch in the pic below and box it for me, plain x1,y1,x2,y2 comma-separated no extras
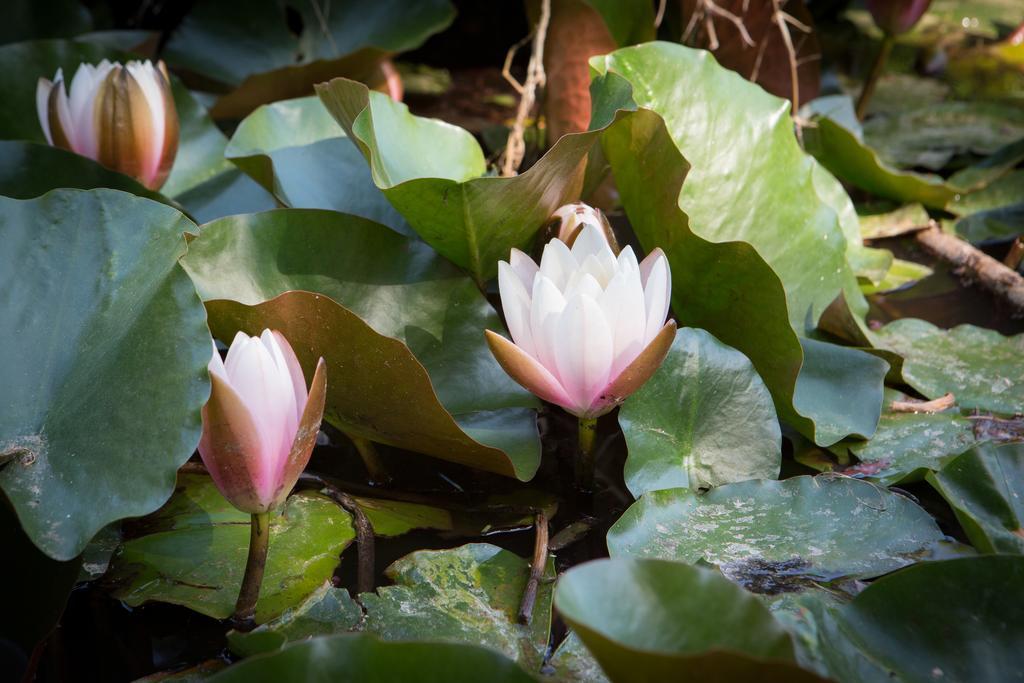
890,393,955,414
501,0,551,177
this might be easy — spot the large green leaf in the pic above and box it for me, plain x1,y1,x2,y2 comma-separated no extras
554,558,824,682
0,189,208,561
164,0,455,118
361,544,554,669
928,443,1024,555
225,96,408,233
0,39,231,200
106,473,355,623
590,44,888,445
316,78,601,285
209,633,536,683
873,319,1024,415
802,96,955,209
617,328,781,497
832,556,1024,682
549,632,610,683
1,0,91,45
607,477,945,587
180,209,541,479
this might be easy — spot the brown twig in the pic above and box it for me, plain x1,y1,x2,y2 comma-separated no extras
500,0,551,176
297,473,376,595
772,0,810,116
517,511,549,624
890,392,955,414
1004,237,1024,271
915,222,1024,315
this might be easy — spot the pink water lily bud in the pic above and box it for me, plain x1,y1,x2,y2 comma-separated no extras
199,330,327,514
36,59,179,190
488,224,677,418
543,202,619,253
865,0,932,35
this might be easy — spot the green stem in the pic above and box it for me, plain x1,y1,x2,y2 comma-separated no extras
232,511,270,630
856,33,895,121
575,417,599,491
350,434,391,485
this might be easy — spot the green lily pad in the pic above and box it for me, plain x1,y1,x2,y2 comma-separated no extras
171,167,278,225
354,497,453,537
928,443,1024,554
607,476,945,588
225,96,407,233
859,258,934,295
316,77,602,285
947,137,1024,192
180,209,541,480
0,190,208,561
208,633,536,682
227,582,363,658
1,0,91,45
832,556,1024,682
361,543,554,669
858,203,931,240
952,203,1024,243
948,169,1024,216
873,319,1024,415
591,44,888,446
0,39,231,200
106,473,355,623
164,0,455,119
802,96,955,209
863,102,1024,171
554,558,824,682
618,328,781,497
549,632,609,683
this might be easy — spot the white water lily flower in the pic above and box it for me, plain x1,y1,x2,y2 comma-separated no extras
487,224,676,418
36,59,179,190
547,202,619,252
199,330,326,514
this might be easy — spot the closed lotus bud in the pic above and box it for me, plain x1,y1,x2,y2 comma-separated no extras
865,0,932,35
35,59,179,190
199,330,327,514
487,224,676,418
541,202,619,254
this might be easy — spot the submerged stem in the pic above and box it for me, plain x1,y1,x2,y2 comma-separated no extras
349,434,391,485
232,511,270,630
575,417,599,491
855,33,894,120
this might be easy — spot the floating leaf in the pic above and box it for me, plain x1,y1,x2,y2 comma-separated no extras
607,476,945,588
948,169,1024,216
316,77,601,285
171,167,278,225
859,258,934,295
928,443,1024,554
225,96,408,233
0,39,231,200
591,44,888,446
858,203,930,240
0,190,208,561
618,328,781,497
802,96,955,209
208,633,536,683
354,497,453,537
180,209,541,479
873,319,1024,415
106,473,355,623
832,556,1024,682
952,203,1024,243
164,0,455,119
227,583,362,658
549,632,610,683
361,544,553,669
554,558,824,682
947,137,1024,192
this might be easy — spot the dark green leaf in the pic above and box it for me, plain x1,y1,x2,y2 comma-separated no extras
951,203,1024,243
361,543,554,669
180,209,541,479
549,632,609,683
554,558,824,682
0,189,208,560
591,45,888,446
106,473,355,623
607,476,945,587
208,633,536,682
948,169,1024,216
173,167,277,225
873,319,1024,415
581,0,655,45
928,443,1024,554
618,328,781,497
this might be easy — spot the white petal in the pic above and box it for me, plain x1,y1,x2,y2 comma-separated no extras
529,275,566,372
554,294,614,415
600,267,647,377
538,238,577,291
261,329,300,437
570,223,614,262
271,330,309,418
126,61,166,183
68,63,100,157
640,251,671,344
208,338,228,381
563,270,603,302
36,78,54,144
508,249,539,291
498,260,536,357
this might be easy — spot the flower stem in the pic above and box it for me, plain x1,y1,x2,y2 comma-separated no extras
349,434,391,485
232,511,270,630
856,33,895,121
575,417,599,491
